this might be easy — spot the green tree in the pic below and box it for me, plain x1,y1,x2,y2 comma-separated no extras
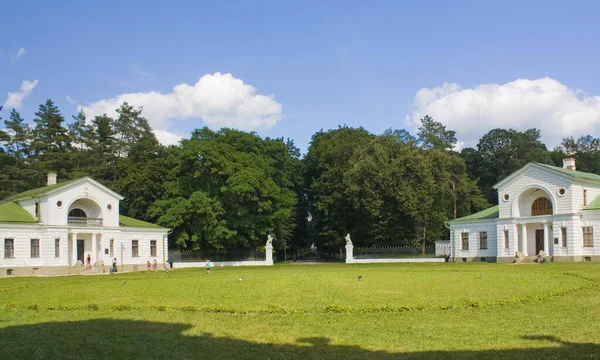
3,109,32,167
30,99,72,184
382,128,417,146
304,126,375,253
1,108,36,196
417,115,457,150
113,102,154,159
465,128,552,204
150,128,298,252
113,121,167,222
553,135,600,174
343,136,433,247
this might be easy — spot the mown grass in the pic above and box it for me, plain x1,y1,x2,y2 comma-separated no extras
1,262,600,359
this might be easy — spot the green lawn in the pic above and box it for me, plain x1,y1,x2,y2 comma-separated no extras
1,262,600,359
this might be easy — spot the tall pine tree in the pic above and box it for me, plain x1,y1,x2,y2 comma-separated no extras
30,99,71,184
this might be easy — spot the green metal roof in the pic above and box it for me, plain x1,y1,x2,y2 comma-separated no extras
534,163,600,183
584,195,600,211
1,178,80,203
451,205,499,223
119,215,162,228
0,202,38,224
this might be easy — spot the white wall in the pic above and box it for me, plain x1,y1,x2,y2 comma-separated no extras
497,167,571,219
0,225,71,267
0,225,169,268
42,179,121,227
110,229,168,267
453,220,498,259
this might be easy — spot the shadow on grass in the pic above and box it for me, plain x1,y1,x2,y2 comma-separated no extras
0,319,598,359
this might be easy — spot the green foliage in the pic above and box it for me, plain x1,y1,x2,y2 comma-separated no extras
553,135,600,174
417,114,457,150
0,98,581,256
30,99,72,184
304,126,375,252
150,128,298,251
463,128,552,204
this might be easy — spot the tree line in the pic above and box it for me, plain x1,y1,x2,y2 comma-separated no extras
1,102,596,255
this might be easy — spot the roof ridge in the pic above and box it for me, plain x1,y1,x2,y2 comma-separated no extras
0,177,88,203
533,163,600,182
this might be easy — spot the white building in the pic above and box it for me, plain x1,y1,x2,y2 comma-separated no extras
449,159,600,262
0,173,170,276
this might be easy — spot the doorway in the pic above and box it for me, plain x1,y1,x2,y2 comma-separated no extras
535,229,544,255
77,239,85,263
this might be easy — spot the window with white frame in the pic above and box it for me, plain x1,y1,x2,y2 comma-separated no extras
31,239,40,258
503,230,509,249
150,240,157,257
561,228,567,248
55,239,60,257
583,227,593,247
110,239,114,257
479,232,488,249
461,233,469,250
4,239,14,258
132,240,139,257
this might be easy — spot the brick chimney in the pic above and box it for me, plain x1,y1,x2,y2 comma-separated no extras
47,172,57,186
563,158,576,171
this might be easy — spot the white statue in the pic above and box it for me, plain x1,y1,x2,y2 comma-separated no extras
345,233,352,245
267,235,273,246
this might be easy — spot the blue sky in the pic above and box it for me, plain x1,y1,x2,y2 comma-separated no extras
2,0,600,152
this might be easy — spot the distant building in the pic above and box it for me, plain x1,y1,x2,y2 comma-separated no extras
449,158,600,262
0,173,170,276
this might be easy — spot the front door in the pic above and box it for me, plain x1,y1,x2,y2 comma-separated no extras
77,240,85,263
535,229,544,255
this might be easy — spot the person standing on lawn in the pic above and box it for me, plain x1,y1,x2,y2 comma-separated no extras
205,260,211,274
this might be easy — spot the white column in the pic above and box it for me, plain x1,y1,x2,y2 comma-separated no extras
543,223,549,255
91,233,97,265
521,224,528,255
71,232,78,265
512,224,518,254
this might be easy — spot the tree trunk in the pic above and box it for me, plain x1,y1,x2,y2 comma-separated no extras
421,226,427,255
451,179,457,220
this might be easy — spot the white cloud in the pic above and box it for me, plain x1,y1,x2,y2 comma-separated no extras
3,80,39,109
153,129,184,146
16,48,26,58
80,72,283,145
66,95,74,103
407,78,600,148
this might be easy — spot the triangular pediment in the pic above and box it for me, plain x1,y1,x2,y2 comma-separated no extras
45,177,124,202
493,162,600,191
3,177,124,204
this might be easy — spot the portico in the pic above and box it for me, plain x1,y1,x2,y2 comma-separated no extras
68,232,104,266
516,221,553,256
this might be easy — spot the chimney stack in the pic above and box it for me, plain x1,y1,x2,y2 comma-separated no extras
47,172,57,186
563,158,576,171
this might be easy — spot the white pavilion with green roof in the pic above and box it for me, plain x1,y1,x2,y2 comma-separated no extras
449,158,600,262
0,173,170,276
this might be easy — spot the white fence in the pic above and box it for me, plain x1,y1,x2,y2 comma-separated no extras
172,243,273,269
345,241,449,264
